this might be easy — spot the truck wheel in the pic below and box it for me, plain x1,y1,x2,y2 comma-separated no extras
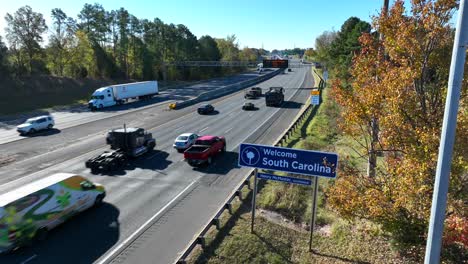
207,157,212,165
47,124,53,129
94,194,104,207
149,142,156,150
35,228,48,241
99,104,103,109
222,144,226,152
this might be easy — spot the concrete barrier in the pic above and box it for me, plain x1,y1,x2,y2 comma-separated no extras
173,69,282,109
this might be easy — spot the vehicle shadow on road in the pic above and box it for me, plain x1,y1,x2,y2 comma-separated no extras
19,128,61,137
193,150,239,175
201,110,220,116
131,150,173,171
281,101,303,109
242,107,260,111
0,202,120,264
92,150,172,176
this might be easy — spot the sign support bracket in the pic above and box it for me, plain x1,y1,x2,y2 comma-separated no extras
309,176,319,252
251,168,258,233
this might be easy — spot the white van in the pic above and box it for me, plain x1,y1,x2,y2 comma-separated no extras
0,173,106,253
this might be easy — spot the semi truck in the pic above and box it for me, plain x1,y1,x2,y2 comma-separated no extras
0,173,105,253
88,81,158,110
265,87,285,106
86,126,156,172
184,135,226,166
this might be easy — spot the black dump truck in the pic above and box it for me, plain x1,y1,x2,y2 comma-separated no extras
265,87,285,107
86,127,156,172
244,87,262,99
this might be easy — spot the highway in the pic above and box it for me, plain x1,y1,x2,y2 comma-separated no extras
0,66,312,264
0,71,263,146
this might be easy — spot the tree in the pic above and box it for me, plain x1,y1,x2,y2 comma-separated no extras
198,35,221,61
312,30,337,65
5,5,48,74
77,3,108,44
116,8,130,77
0,36,9,76
66,30,96,78
216,35,240,61
48,8,76,76
328,0,466,251
239,47,258,62
328,17,371,81
304,48,315,60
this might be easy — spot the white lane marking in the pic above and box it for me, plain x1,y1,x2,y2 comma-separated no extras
200,126,209,132
248,113,254,117
224,127,234,134
96,180,197,264
20,254,37,264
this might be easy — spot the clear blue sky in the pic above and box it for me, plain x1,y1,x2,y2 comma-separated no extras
0,0,419,50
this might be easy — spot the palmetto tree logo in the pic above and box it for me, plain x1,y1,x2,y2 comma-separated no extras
241,146,260,166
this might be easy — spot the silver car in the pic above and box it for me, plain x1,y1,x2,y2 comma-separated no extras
17,115,55,135
173,133,199,152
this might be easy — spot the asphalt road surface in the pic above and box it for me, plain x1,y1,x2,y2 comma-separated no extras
0,66,313,264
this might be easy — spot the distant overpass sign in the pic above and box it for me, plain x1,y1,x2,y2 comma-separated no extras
263,59,289,68
239,143,338,178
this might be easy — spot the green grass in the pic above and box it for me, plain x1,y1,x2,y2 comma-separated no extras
188,203,414,264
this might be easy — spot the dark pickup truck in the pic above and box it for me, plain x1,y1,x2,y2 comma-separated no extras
184,135,226,166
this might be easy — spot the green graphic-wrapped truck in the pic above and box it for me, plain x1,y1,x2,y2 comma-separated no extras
0,173,106,253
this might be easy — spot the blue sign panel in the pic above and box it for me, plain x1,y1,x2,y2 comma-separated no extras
311,96,320,105
239,143,338,178
258,173,311,185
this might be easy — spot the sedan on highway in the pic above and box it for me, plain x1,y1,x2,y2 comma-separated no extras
242,102,256,110
197,104,215,114
16,115,55,135
173,133,199,152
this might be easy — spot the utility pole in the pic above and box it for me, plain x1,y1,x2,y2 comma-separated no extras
367,0,389,177
425,0,467,263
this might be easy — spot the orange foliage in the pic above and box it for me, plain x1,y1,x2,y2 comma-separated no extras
328,0,467,248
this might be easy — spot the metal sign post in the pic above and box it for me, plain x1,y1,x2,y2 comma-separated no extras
251,168,258,233
309,176,319,252
425,0,467,263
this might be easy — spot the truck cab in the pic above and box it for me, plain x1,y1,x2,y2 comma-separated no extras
88,87,116,110
107,127,156,157
265,87,285,107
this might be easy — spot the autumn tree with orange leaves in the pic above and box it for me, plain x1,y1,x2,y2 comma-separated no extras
327,0,467,255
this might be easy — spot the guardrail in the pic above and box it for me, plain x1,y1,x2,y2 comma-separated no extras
173,68,283,109
175,69,324,264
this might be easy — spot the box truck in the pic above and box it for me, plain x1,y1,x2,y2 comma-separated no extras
0,173,106,253
88,81,158,110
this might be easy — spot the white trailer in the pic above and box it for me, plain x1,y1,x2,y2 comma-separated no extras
88,81,158,110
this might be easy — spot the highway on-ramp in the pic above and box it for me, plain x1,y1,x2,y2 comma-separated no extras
0,66,313,264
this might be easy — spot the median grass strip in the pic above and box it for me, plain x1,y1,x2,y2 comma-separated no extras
186,69,415,263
